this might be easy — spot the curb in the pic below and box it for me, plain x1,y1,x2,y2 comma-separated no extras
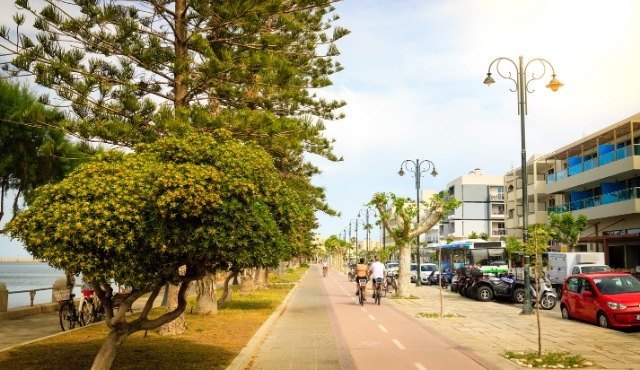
226,276,303,370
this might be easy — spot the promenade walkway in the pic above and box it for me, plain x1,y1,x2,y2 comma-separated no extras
3,266,640,369
234,265,640,370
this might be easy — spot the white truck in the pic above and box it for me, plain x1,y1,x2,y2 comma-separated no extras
545,252,612,297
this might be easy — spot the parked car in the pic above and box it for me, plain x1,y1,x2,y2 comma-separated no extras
409,263,438,283
385,261,400,277
560,272,640,329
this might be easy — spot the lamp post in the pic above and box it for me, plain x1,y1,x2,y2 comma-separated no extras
398,159,438,286
359,208,376,261
483,55,563,314
351,218,363,260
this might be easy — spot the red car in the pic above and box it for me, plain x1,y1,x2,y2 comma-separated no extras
560,272,640,329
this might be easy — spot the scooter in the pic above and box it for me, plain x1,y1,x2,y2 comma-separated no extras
511,277,558,310
533,277,558,310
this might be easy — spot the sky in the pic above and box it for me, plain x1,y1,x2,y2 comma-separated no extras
2,0,640,257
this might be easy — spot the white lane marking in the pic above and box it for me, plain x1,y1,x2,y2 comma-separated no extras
361,307,367,312
415,363,427,370
392,339,405,350
368,314,375,321
378,324,388,333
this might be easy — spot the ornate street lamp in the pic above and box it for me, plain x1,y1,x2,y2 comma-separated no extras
398,159,438,286
484,55,562,314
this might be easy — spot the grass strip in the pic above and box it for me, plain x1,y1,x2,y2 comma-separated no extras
0,267,306,370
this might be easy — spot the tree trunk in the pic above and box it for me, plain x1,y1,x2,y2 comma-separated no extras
64,270,76,290
254,267,267,289
240,268,256,294
195,274,217,315
217,271,236,306
396,244,413,298
159,266,188,335
91,329,128,370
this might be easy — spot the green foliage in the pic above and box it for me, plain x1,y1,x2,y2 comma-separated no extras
525,224,553,256
479,232,489,240
6,132,302,289
504,235,524,262
0,80,94,226
1,1,348,148
504,351,590,368
548,213,589,250
468,231,478,239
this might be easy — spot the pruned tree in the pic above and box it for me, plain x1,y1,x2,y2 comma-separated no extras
369,192,461,297
1,0,349,324
6,131,304,370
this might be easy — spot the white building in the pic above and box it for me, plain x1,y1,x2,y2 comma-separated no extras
440,168,506,240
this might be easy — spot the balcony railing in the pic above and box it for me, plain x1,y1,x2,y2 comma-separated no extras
547,144,639,184
490,193,504,201
491,228,506,236
548,187,640,214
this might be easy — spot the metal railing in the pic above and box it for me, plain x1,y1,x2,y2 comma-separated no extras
547,144,640,184
548,187,640,214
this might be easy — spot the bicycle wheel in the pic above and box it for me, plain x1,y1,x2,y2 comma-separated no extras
359,286,364,306
80,299,95,325
376,285,381,305
59,302,74,331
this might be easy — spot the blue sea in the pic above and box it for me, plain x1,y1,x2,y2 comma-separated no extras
0,262,79,309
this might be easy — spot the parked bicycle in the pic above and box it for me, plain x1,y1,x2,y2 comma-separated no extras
56,289,85,331
79,286,104,325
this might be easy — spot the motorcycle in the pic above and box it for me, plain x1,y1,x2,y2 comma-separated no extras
471,273,518,302
426,269,452,287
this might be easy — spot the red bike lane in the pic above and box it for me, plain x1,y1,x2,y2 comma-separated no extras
322,272,492,370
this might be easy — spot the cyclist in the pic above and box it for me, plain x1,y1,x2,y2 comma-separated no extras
354,257,369,299
322,259,328,277
368,255,386,299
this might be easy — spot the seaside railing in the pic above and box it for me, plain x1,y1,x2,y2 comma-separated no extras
0,279,80,313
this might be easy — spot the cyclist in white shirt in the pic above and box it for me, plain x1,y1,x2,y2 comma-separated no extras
368,255,386,298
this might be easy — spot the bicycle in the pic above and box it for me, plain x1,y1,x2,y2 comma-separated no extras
356,277,367,306
56,289,84,331
384,274,397,296
322,266,328,277
372,277,383,305
79,287,104,325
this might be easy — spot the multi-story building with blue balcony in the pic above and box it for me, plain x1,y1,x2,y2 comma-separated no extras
506,112,640,271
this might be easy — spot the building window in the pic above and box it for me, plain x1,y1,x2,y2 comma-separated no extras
508,209,514,219
603,230,623,236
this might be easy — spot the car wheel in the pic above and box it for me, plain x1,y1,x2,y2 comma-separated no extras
597,312,609,328
512,288,525,304
560,305,571,320
476,286,493,302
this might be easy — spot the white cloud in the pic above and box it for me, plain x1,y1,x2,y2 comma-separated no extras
315,0,640,239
